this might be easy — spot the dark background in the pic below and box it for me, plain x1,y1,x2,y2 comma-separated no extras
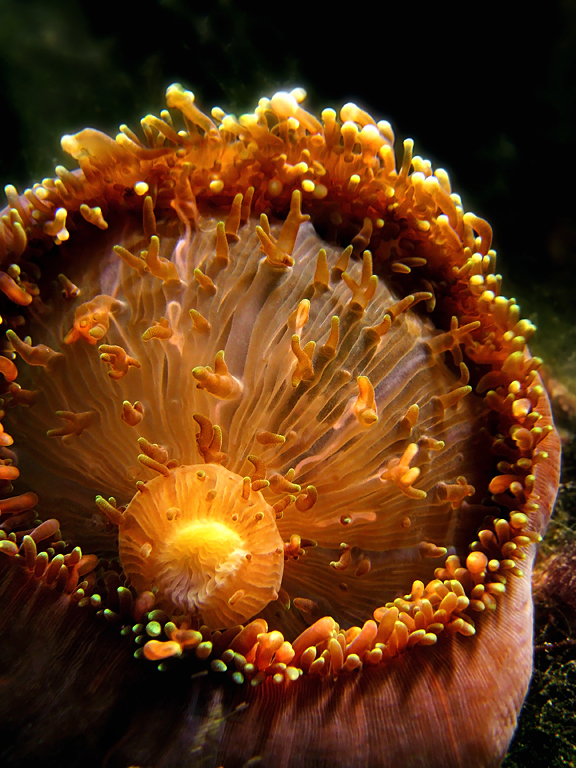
0,0,575,763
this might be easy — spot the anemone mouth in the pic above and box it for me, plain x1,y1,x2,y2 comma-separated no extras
0,84,560,703
119,463,284,628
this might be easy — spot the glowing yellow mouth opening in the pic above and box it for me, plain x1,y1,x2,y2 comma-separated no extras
171,520,245,573
116,463,285,628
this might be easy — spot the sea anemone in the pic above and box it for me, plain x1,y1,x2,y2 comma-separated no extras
0,85,561,768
